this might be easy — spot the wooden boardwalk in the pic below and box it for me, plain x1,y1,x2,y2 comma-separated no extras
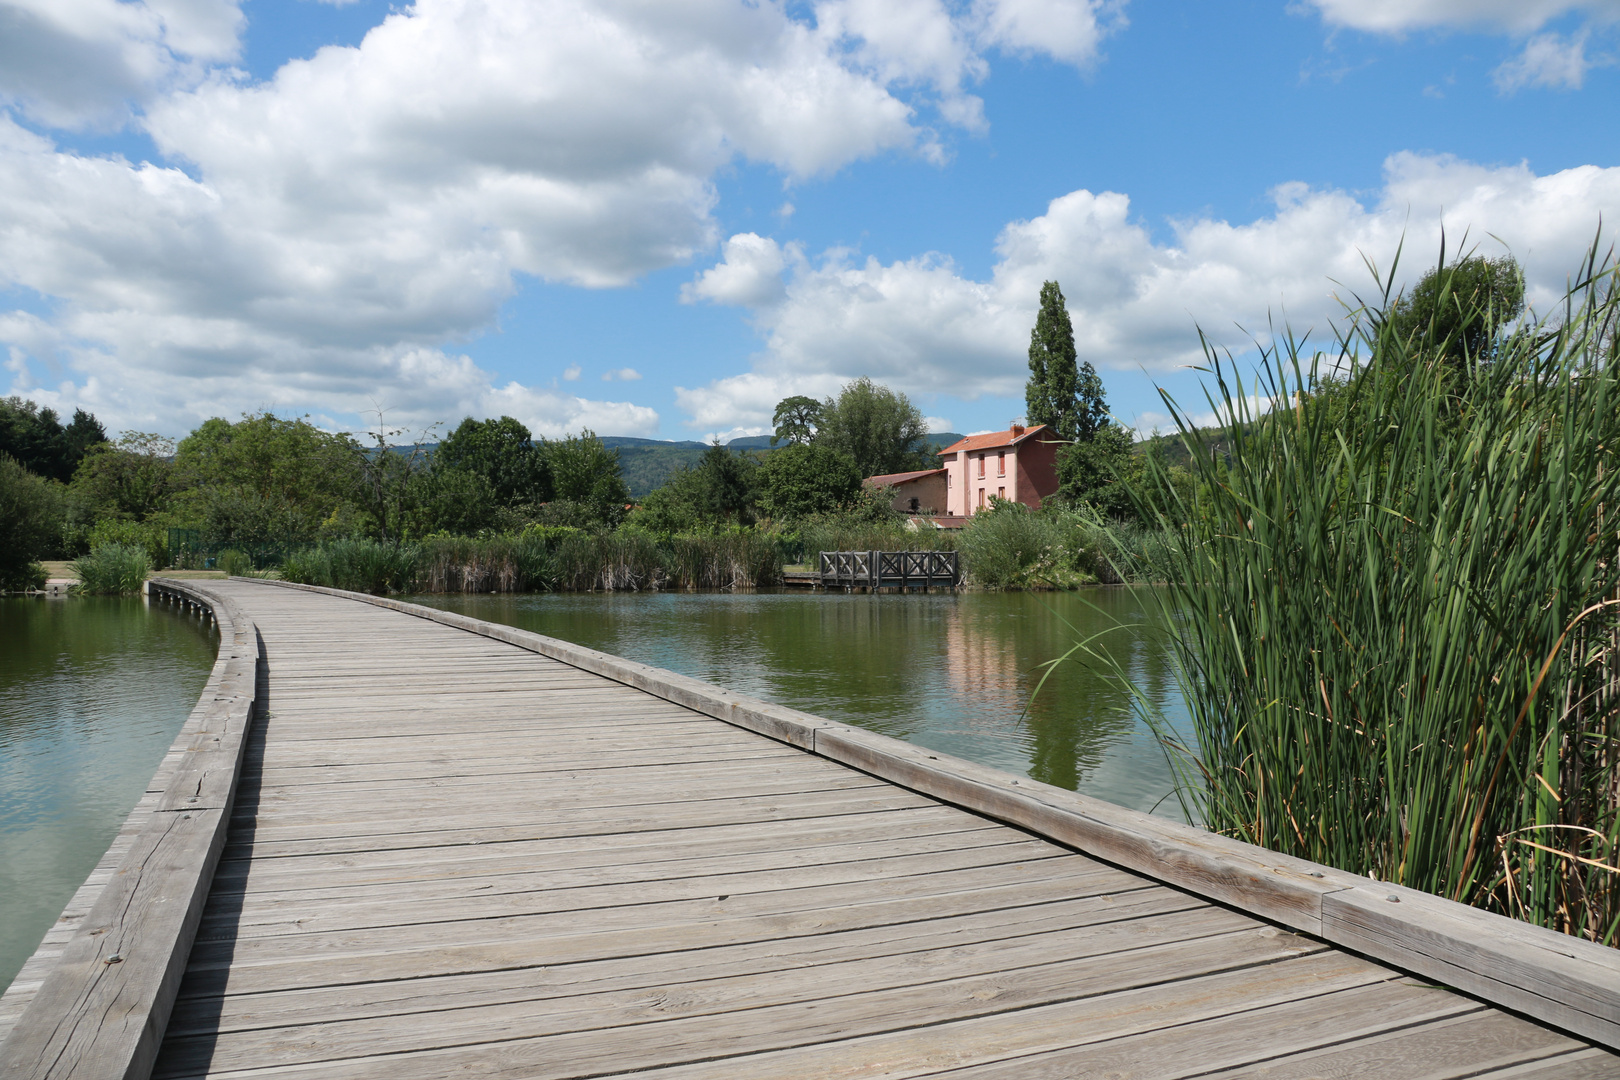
6,578,1619,1078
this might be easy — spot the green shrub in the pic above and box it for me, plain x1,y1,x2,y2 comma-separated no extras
218,549,255,576
957,500,1080,588
72,542,150,594
84,518,170,569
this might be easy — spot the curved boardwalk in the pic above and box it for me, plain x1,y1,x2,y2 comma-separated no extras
112,582,1620,1076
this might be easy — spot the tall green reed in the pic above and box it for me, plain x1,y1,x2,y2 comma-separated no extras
280,539,418,594
1126,244,1620,942
72,543,150,594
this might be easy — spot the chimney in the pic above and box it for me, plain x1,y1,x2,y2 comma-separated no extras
1010,422,1025,437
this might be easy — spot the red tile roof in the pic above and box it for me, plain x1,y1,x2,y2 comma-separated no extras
937,423,1059,456
864,467,946,487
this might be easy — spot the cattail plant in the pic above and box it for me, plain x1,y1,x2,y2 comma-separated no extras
1125,241,1620,942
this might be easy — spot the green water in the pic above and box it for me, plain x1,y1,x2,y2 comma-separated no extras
413,587,1191,817
0,597,217,994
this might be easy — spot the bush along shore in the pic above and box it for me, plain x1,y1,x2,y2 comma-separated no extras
1113,243,1620,944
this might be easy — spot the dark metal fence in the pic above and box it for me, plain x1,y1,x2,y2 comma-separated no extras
167,529,292,570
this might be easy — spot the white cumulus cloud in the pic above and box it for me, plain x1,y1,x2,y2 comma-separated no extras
0,0,244,129
0,0,1085,436
1494,30,1598,89
1305,0,1620,35
679,154,1620,433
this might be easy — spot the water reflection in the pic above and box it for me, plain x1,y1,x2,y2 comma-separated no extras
0,597,217,994
412,588,1191,818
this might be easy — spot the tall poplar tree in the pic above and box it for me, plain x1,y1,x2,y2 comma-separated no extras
1025,282,1107,440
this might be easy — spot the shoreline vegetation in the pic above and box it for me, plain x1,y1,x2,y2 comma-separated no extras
1104,242,1620,945
3,370,1172,596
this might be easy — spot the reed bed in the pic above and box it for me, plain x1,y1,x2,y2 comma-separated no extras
72,543,150,594
280,528,787,594
1127,249,1620,942
664,530,783,589
280,539,418,595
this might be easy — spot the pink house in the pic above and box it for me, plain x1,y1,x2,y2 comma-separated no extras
864,467,948,514
937,423,1065,515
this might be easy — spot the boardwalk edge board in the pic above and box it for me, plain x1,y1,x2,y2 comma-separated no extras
0,581,262,1080
253,578,1620,1051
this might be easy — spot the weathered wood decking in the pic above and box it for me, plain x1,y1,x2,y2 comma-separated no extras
5,578,1619,1078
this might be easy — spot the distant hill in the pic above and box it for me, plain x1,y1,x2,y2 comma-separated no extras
610,432,965,496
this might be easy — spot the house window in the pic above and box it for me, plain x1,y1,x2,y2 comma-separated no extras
997,486,1005,501
997,451,1005,476
977,488,985,508
977,455,985,478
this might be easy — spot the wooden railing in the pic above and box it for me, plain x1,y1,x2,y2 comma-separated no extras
0,580,262,1080
819,550,961,589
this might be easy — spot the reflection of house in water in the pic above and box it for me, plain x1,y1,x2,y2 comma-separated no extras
941,602,1028,731
941,600,1140,792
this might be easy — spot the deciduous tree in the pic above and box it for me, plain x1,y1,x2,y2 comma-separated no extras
817,377,932,478
771,396,823,446
757,443,860,520
173,413,363,544
545,430,631,527
1385,253,1525,376
435,416,552,506
0,454,64,589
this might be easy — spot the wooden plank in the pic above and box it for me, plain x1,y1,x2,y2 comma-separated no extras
154,922,1307,1078
1323,883,1620,1050
1185,1009,1593,1080
224,787,934,854
174,866,1145,998
200,832,1035,934
156,948,1387,1080
914,982,1486,1079
211,806,994,888
164,891,1220,1038
0,810,230,1080
186,841,1071,956
1468,1049,1620,1077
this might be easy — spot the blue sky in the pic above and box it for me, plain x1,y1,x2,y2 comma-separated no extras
1,0,1616,443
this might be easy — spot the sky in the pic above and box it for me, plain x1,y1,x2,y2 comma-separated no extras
1,0,1617,445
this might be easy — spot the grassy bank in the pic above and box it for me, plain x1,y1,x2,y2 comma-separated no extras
1126,252,1620,942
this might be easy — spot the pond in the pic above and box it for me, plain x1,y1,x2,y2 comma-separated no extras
411,586,1192,817
0,596,217,995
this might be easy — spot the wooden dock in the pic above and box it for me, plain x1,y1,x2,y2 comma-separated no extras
4,578,1619,1079
820,550,962,590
